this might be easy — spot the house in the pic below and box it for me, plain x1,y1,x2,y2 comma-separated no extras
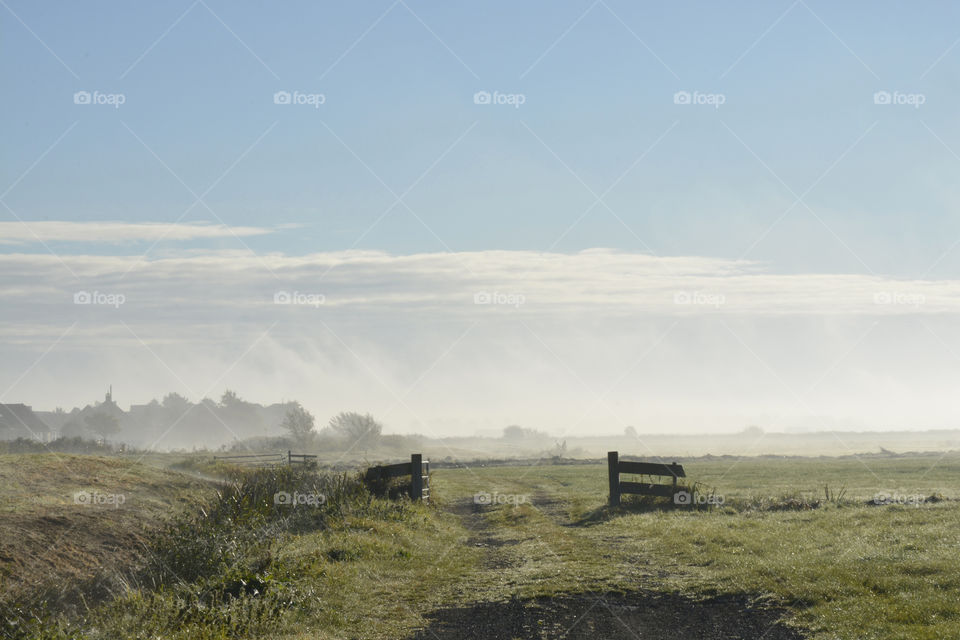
0,403,51,441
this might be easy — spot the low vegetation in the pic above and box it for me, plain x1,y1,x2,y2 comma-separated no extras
3,452,960,638
2,456,475,640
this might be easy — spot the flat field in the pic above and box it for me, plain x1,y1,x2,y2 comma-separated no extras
2,453,958,639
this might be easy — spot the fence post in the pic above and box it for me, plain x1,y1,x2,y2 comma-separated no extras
410,453,423,501
608,451,620,507
288,450,292,465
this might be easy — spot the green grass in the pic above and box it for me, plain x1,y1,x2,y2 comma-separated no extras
6,453,960,638
434,456,960,639
3,460,479,640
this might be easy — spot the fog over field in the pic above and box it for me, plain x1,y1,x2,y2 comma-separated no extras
4,245,960,438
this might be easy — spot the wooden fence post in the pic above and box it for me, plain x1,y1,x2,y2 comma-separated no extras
288,450,292,465
410,453,423,501
608,451,620,507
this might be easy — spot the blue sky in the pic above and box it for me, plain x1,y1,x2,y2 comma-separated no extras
5,1,960,439
7,1,960,272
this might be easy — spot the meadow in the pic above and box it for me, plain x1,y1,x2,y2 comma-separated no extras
1,452,958,639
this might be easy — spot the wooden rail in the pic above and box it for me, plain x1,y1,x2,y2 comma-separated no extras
211,451,317,468
287,450,318,465
363,453,430,502
608,451,685,506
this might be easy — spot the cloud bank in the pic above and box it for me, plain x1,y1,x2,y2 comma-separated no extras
2,247,959,439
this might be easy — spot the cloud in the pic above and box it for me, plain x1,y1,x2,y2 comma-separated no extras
3,248,960,435
0,221,275,245
0,248,956,316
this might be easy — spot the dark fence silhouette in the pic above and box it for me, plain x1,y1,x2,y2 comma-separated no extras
364,453,430,502
608,451,685,506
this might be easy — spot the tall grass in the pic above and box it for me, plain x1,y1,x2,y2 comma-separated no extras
6,465,401,639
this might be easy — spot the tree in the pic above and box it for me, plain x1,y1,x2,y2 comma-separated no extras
624,426,638,439
328,412,382,450
60,419,87,438
281,403,316,446
502,425,548,440
739,425,764,437
220,389,241,408
161,392,191,413
84,412,119,439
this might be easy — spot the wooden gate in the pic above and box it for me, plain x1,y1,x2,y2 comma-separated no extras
363,453,430,502
608,451,685,506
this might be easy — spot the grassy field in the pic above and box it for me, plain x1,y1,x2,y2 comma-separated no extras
2,452,958,638
432,455,960,639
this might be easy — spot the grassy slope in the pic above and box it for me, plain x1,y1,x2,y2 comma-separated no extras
0,453,208,610
432,456,960,640
1,455,480,640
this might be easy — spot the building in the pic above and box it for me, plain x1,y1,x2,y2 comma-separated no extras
0,403,52,441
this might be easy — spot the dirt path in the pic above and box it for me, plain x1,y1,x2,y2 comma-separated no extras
408,487,807,639
447,495,518,570
410,590,806,640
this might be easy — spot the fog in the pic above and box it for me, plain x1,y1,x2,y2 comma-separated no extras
3,248,959,446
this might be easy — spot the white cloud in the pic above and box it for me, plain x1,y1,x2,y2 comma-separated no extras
0,221,275,244
0,248,956,315
2,248,960,436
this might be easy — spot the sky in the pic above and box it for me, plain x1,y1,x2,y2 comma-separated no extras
3,1,960,441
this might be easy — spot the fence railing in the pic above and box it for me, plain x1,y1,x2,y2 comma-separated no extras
287,450,318,465
212,450,317,468
608,451,685,506
363,453,430,502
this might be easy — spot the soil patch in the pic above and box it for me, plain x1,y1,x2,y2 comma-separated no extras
409,591,805,639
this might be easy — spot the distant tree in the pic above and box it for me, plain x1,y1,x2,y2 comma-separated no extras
502,425,548,440
624,426,638,439
282,403,316,446
60,419,87,438
328,412,382,450
84,412,119,439
740,425,764,437
161,392,191,413
502,425,525,440
220,389,241,408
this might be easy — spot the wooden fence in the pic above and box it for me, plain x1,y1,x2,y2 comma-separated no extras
212,450,318,468
608,451,685,507
363,453,430,502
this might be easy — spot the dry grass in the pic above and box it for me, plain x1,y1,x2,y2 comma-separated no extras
0,454,208,614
